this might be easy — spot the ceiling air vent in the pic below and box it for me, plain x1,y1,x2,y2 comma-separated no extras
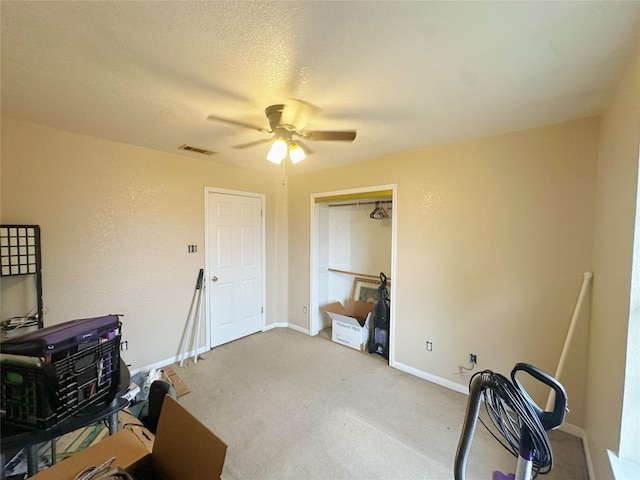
178,144,216,156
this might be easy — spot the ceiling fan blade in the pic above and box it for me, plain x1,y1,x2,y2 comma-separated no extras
303,130,356,142
281,99,319,131
232,137,273,149
296,140,314,156
207,114,269,133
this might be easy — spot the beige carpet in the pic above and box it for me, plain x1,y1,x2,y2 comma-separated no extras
173,328,588,480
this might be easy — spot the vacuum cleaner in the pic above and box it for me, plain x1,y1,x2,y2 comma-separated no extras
454,363,567,480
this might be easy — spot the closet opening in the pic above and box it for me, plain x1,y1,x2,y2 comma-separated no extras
310,185,397,366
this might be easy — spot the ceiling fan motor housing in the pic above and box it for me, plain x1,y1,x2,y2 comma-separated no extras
265,104,286,132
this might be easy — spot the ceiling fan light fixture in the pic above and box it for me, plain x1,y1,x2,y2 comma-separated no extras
266,137,288,164
289,142,306,163
207,100,356,164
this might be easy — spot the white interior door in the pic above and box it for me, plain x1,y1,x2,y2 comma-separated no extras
207,190,264,348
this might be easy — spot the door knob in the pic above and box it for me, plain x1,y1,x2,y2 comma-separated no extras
211,276,218,282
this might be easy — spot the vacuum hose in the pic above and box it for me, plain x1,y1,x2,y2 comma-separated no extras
454,364,567,480
454,372,495,480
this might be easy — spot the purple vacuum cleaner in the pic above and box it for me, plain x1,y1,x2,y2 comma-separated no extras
454,363,567,480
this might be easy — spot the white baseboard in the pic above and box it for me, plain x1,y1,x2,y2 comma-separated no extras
264,322,310,335
585,435,595,480
284,323,311,335
392,361,587,443
133,325,304,374
558,421,584,438
129,345,209,376
264,322,288,331
133,326,587,457
393,361,470,395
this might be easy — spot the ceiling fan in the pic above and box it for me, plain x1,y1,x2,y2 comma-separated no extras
206,100,356,164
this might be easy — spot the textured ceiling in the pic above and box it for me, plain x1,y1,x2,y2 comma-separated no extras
2,1,639,173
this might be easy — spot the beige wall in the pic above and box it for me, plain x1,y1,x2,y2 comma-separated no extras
6,106,633,469
587,46,640,480
0,119,288,369
289,117,599,427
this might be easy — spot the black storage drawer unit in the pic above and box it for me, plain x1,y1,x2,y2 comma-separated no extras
1,315,121,429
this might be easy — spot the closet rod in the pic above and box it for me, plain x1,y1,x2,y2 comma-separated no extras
327,268,391,281
328,200,392,208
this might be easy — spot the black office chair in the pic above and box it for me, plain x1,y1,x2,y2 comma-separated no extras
140,380,177,434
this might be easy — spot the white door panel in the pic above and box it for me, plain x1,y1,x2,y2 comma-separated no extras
207,191,263,348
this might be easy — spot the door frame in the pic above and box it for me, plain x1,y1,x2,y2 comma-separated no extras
309,184,398,367
204,187,266,350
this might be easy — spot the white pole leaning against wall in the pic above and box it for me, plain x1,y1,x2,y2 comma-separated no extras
545,271,594,411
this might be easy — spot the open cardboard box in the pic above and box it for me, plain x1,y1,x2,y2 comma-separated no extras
325,300,375,351
32,396,227,480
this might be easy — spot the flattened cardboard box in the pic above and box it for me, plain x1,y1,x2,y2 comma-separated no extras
163,366,190,396
31,397,227,480
325,300,375,351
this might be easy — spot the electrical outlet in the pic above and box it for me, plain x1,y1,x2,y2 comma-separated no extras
469,353,477,364
426,341,433,351
121,340,128,351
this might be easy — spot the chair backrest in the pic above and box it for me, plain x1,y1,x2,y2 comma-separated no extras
144,379,177,433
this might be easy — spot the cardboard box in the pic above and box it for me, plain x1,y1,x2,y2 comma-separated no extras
325,300,375,351
118,408,156,452
30,428,149,480
163,366,190,397
32,396,227,480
